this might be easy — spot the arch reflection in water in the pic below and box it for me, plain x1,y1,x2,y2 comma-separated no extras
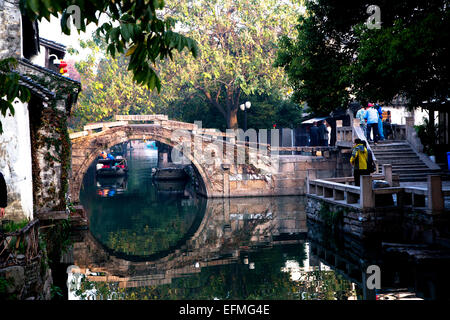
80,141,202,258
72,194,362,300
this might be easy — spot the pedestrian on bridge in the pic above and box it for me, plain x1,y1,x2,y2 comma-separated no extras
309,122,319,146
376,103,385,140
318,121,329,146
350,139,369,187
364,103,380,144
356,105,368,139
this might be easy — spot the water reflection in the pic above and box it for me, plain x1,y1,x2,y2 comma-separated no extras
96,176,128,197
72,195,355,300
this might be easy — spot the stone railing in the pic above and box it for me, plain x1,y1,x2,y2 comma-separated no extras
336,126,354,148
0,219,41,268
83,121,128,132
307,164,446,213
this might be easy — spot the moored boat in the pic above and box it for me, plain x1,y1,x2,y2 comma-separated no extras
96,156,128,177
152,166,189,180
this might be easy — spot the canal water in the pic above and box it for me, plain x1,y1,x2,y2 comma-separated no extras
69,142,450,300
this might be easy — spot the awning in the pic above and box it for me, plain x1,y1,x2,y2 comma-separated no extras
301,117,327,124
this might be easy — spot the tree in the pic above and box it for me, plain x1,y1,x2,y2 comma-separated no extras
276,0,450,114
275,13,350,115
346,1,450,109
19,0,198,91
159,0,301,128
69,39,161,130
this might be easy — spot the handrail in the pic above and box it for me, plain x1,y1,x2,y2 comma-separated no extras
0,219,41,268
307,173,445,212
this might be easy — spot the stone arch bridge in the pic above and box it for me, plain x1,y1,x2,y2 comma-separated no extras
69,115,338,203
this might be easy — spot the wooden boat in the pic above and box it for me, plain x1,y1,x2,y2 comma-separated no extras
96,156,128,177
152,166,189,180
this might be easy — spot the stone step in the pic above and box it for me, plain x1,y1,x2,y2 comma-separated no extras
372,149,417,155
372,143,412,147
392,165,429,169
375,156,420,161
372,149,413,153
392,168,441,175
398,173,439,182
375,154,419,158
371,145,411,150
377,159,424,164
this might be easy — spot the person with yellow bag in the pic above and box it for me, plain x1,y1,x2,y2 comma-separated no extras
350,139,369,186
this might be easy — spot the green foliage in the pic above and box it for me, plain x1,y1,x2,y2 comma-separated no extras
19,0,198,92
50,285,64,300
347,8,450,108
70,1,303,131
39,218,72,265
275,11,350,115
69,39,160,130
1,219,30,233
160,0,301,128
276,0,450,114
0,58,31,134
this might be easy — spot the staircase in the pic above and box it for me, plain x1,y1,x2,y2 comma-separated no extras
370,141,442,182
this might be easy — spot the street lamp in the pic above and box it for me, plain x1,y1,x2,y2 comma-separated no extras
240,101,251,131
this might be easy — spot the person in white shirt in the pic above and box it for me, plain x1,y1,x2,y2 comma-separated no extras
364,103,380,143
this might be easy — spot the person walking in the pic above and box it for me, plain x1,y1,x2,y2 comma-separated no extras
356,105,368,138
376,103,384,140
309,122,319,146
364,103,380,144
0,172,7,218
350,139,369,186
318,121,329,146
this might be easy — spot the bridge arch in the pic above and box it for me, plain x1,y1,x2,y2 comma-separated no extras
70,125,213,203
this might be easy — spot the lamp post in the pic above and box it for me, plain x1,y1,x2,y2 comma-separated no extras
239,101,251,131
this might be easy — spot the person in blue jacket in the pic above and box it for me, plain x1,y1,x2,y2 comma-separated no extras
376,103,384,140
364,103,380,143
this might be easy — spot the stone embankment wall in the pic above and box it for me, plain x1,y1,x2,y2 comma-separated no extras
228,148,350,197
0,256,53,300
306,197,403,240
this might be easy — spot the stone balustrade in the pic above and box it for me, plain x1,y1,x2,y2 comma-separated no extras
307,164,446,214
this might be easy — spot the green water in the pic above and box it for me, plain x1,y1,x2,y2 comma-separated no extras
73,143,449,300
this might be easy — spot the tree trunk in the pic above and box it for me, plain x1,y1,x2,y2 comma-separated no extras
227,107,238,129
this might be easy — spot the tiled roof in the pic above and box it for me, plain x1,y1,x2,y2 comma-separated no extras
15,72,56,101
19,58,81,86
39,37,67,52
